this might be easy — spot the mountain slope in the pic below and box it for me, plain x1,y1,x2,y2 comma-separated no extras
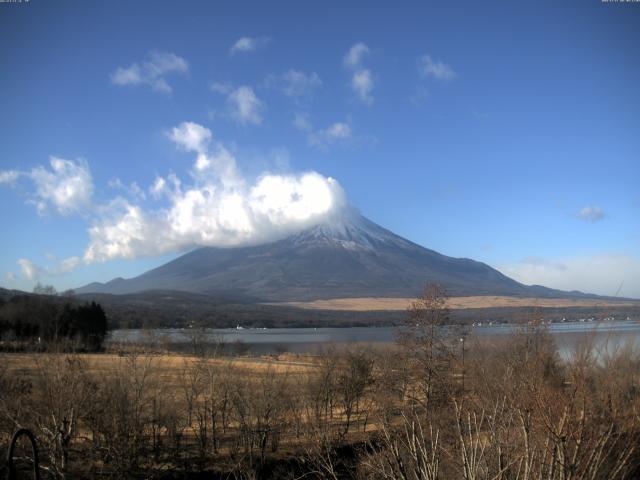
77,211,588,301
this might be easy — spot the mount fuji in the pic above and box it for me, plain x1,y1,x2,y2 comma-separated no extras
77,210,592,302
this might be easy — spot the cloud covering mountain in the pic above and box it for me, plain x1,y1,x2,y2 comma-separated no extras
1,121,347,274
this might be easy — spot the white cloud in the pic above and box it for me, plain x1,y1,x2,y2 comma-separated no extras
85,203,160,262
325,122,352,140
59,256,81,273
29,157,93,215
229,36,270,55
351,69,374,105
0,157,93,216
108,177,125,190
17,256,81,281
343,43,374,105
418,54,457,81
83,121,347,263
343,42,370,69
18,259,40,280
111,51,189,94
228,86,264,124
4,272,15,282
109,178,146,200
498,254,640,299
0,170,19,184
150,176,167,198
279,70,322,98
129,182,145,200
295,115,354,149
169,121,212,154
1,122,347,270
168,122,241,187
575,206,605,222
308,121,353,149
211,84,264,125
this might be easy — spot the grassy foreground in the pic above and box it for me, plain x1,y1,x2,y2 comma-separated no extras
2,322,640,479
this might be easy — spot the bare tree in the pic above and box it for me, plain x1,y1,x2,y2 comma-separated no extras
32,354,93,477
336,346,374,437
398,283,456,408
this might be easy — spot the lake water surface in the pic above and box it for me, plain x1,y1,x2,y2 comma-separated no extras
109,320,640,358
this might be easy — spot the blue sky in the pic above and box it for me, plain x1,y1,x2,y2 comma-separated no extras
1,0,639,297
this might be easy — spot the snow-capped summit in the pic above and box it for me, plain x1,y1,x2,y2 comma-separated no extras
287,208,408,251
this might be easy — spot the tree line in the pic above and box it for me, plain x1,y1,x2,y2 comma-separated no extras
0,284,108,351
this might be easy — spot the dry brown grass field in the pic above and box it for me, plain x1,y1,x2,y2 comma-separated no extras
272,295,640,311
0,351,317,379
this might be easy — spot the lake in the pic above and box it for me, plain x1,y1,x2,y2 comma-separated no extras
109,319,640,359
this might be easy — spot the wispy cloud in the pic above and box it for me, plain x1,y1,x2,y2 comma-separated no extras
417,54,457,81
108,178,146,201
0,170,19,184
229,36,270,55
211,83,265,125
498,254,640,298
229,86,264,125
210,82,232,95
343,42,374,105
0,157,93,216
351,69,374,105
293,113,359,150
575,206,605,222
111,51,189,94
293,112,313,132
324,123,352,141
307,121,353,150
17,256,81,280
343,42,370,69
268,70,322,99
17,259,40,280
